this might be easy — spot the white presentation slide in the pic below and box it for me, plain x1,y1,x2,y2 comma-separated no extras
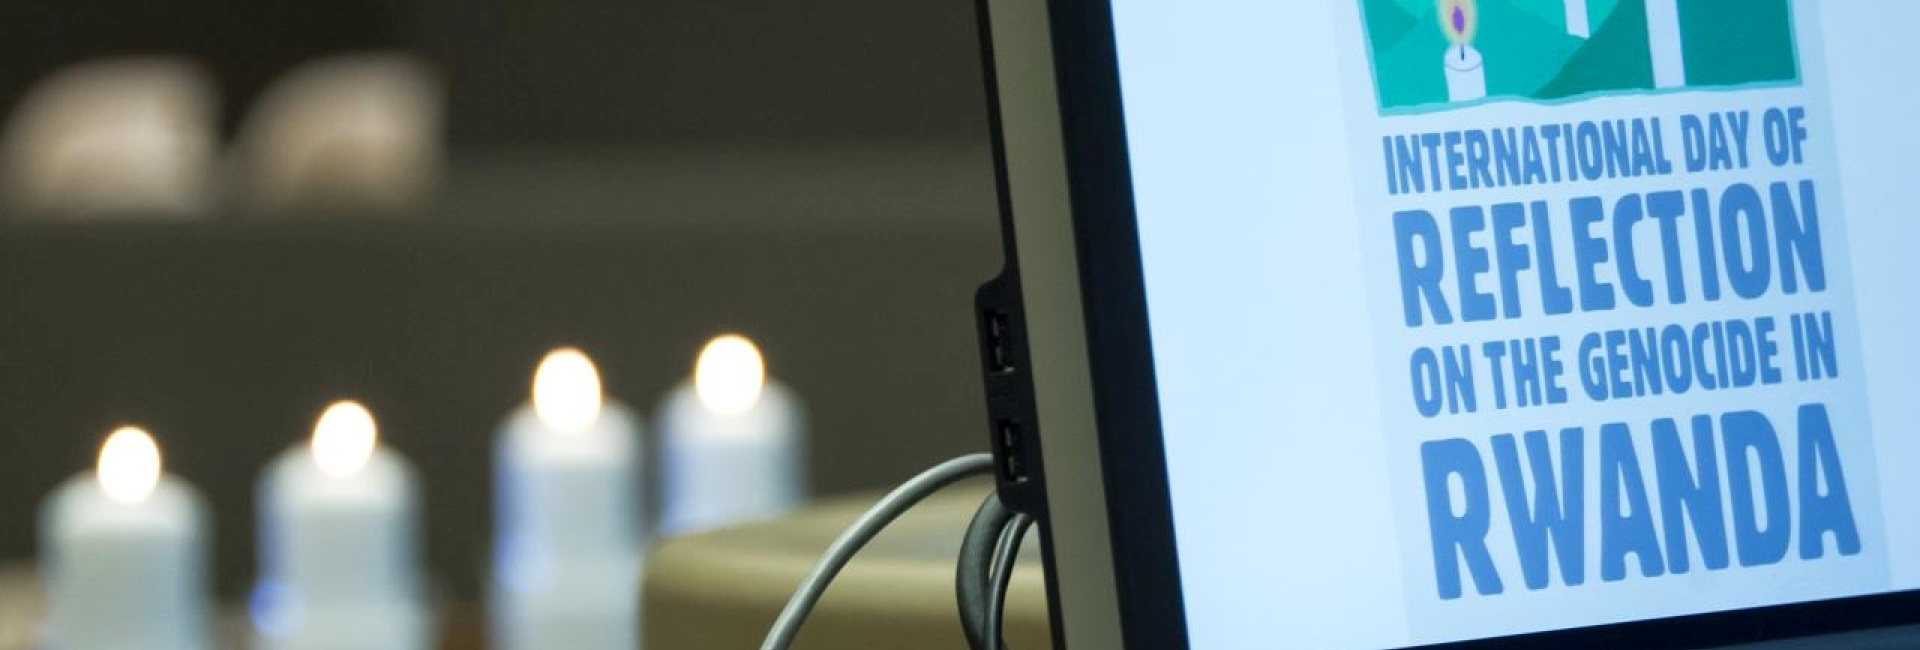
1116,2,1920,648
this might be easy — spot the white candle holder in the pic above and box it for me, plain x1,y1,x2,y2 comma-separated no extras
39,427,211,650
253,401,428,650
490,348,644,650
658,334,808,536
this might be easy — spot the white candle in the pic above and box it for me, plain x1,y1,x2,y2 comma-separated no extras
1444,45,1487,102
38,427,210,650
658,334,807,536
1645,0,1687,88
252,401,426,650
1565,0,1590,38
1437,1,1486,103
490,348,642,650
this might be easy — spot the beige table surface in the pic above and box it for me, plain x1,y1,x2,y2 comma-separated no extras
644,478,1049,650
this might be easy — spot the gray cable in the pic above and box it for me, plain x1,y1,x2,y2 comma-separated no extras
957,493,1017,650
985,512,1034,650
759,453,996,650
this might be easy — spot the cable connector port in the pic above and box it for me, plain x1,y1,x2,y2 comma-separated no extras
976,271,1041,511
994,419,1028,484
983,309,1016,375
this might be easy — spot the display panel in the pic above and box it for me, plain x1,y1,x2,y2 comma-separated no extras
1115,2,1920,648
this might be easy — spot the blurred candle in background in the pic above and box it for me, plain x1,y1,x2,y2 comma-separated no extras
38,427,210,650
490,348,642,650
253,401,426,650
658,334,807,535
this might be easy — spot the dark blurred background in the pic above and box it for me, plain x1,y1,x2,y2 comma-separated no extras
0,0,1002,603
0,0,989,145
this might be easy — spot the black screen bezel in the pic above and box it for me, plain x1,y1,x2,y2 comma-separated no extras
1041,0,1920,647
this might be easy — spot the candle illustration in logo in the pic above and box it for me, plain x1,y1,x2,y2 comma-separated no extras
1440,0,1485,102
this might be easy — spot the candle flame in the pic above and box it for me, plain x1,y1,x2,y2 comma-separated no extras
533,347,603,434
1438,0,1477,44
311,400,379,478
694,334,766,416
97,426,161,504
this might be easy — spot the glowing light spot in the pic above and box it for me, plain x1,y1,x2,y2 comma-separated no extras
694,334,766,416
97,426,162,504
311,401,378,478
533,347,603,434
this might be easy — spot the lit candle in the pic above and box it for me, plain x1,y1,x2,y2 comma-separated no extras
490,348,642,650
1645,0,1687,88
657,334,807,535
1440,0,1487,103
253,401,427,650
38,427,210,650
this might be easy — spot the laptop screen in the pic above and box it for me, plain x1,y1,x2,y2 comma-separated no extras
1116,1,1919,647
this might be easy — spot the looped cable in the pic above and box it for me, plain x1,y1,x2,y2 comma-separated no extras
956,491,1030,650
757,454,995,650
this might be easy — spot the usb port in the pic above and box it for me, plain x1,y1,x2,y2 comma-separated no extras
996,419,1028,483
983,310,1015,374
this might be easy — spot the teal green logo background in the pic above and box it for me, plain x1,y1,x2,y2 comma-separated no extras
1360,0,1801,112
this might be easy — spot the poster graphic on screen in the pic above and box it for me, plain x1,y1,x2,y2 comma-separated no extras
1338,0,1887,639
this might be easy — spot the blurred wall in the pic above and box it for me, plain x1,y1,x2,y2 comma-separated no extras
0,0,989,145
0,1,414,140
414,0,990,145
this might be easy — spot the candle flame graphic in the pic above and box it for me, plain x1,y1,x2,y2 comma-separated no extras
1439,0,1478,45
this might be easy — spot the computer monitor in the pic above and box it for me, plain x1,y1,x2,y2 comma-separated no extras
973,1,1920,648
